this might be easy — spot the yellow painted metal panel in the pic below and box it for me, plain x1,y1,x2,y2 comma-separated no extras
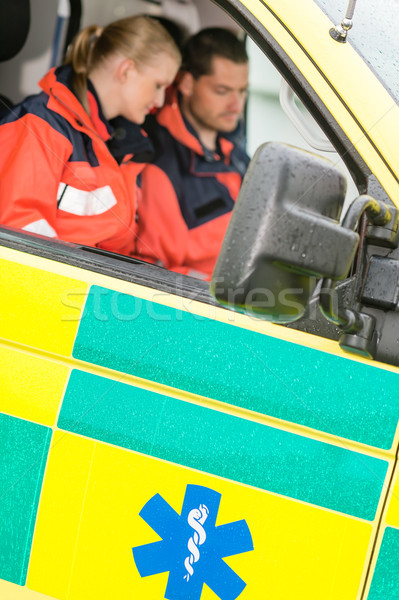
28,432,372,600
0,259,87,356
3,244,399,383
386,463,399,528
0,346,68,426
0,580,58,600
27,433,96,600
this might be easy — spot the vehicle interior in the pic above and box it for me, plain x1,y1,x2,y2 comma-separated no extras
1,0,399,367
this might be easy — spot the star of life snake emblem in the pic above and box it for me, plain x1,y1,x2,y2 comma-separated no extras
132,484,254,600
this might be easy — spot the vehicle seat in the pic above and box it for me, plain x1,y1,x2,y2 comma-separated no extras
0,0,30,62
0,0,30,113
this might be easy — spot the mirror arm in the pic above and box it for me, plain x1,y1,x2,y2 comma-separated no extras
320,277,377,358
342,194,391,230
319,278,357,329
319,195,394,358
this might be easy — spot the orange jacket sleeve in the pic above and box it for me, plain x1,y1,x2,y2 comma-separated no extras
135,163,190,269
0,114,73,236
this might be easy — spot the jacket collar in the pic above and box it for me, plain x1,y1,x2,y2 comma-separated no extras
107,116,154,164
87,79,113,141
39,65,113,142
39,65,153,163
156,88,204,155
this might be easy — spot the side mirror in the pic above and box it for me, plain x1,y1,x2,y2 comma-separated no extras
210,142,359,323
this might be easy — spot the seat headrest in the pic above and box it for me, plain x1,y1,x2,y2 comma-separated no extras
0,0,30,62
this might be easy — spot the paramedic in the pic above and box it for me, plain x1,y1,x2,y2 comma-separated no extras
135,27,250,279
0,16,180,255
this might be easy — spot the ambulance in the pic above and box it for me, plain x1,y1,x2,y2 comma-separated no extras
1,1,399,599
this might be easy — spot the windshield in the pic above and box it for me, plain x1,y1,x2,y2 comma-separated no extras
315,0,399,104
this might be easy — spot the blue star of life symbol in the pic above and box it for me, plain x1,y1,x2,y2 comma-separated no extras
132,484,254,600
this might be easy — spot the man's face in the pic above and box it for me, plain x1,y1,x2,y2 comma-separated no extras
179,56,249,134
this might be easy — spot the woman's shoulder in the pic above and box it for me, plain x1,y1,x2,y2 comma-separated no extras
0,88,79,153
0,90,48,125
1,67,76,132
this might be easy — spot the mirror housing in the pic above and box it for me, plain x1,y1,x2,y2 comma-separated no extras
211,142,359,323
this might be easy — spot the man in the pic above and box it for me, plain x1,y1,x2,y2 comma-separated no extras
135,27,250,279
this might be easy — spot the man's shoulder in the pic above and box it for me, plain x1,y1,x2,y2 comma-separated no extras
143,113,170,143
143,108,183,144
144,112,190,166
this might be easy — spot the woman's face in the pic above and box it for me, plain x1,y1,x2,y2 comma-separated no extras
119,53,179,124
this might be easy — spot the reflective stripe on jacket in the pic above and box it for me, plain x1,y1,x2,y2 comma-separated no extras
0,65,152,256
135,89,250,279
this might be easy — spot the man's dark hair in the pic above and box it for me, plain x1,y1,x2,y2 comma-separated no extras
181,27,248,79
145,16,187,51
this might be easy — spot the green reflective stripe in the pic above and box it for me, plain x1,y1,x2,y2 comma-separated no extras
368,527,399,599
58,370,387,521
73,286,399,449
0,413,51,585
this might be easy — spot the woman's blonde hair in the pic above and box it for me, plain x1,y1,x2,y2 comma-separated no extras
64,15,181,112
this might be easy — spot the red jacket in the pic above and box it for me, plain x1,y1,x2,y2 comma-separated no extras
0,66,151,255
135,90,249,279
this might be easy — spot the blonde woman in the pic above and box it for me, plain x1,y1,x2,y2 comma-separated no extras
0,16,180,255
